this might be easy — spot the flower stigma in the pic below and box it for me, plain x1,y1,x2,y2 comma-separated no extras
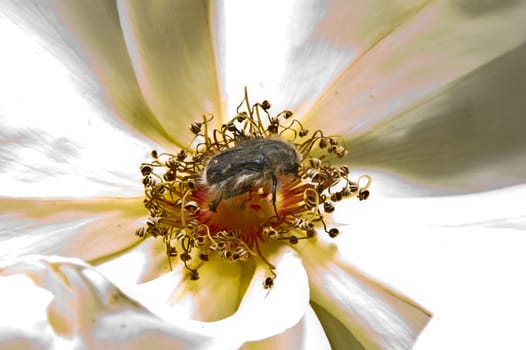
136,88,371,287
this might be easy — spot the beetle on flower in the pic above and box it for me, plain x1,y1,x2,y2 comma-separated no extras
1,1,526,349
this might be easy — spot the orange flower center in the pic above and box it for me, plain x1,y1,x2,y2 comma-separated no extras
136,89,371,286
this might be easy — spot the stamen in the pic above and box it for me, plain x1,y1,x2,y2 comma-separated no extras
136,88,371,285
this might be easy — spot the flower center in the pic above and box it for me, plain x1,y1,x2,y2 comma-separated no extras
137,88,371,287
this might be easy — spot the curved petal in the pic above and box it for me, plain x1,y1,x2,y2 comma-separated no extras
300,1,526,192
130,254,246,322
304,0,526,134
310,302,365,350
298,238,431,350
116,0,225,136
348,42,526,194
0,3,160,198
0,256,238,349
124,244,310,343
0,1,176,147
0,197,145,263
330,187,526,349
96,236,173,287
242,305,330,350
214,0,429,114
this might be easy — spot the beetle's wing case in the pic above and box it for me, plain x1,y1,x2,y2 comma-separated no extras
205,141,267,185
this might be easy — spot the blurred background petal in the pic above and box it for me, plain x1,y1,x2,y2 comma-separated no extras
300,1,526,194
213,0,429,114
347,42,526,195
0,1,161,198
0,0,182,147
116,0,225,135
0,198,144,263
331,184,526,349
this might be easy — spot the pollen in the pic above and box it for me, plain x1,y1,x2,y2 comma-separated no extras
136,88,371,286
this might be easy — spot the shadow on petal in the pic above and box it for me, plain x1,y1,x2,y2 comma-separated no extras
347,41,526,194
117,0,225,134
297,239,431,349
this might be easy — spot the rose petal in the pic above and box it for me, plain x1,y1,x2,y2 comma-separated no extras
347,42,526,194
0,2,162,198
331,184,526,229
124,244,310,343
129,254,245,322
40,0,180,146
300,1,526,192
310,301,365,350
304,0,526,135
0,256,238,349
116,0,225,137
96,237,173,288
241,305,330,350
214,0,428,116
0,197,145,263
297,239,431,349
330,187,526,349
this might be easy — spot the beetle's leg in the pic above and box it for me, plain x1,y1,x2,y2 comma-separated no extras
209,197,221,212
271,174,280,223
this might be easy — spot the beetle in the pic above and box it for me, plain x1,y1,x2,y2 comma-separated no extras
204,138,300,221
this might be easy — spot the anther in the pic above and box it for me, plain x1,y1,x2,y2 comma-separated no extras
330,192,343,202
260,100,271,110
180,253,192,262
328,228,339,238
135,227,146,238
323,202,335,213
176,150,187,161
236,112,248,122
264,277,274,289
190,121,202,135
189,270,200,280
289,235,299,244
163,171,175,181
358,189,370,201
140,164,153,176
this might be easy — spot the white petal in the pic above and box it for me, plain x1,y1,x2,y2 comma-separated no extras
131,254,245,322
214,0,428,115
304,1,526,136
96,237,172,288
0,2,159,198
116,0,225,137
125,244,310,343
347,42,526,194
0,256,238,349
298,239,430,349
241,305,330,350
332,186,526,349
300,1,526,192
0,198,145,263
